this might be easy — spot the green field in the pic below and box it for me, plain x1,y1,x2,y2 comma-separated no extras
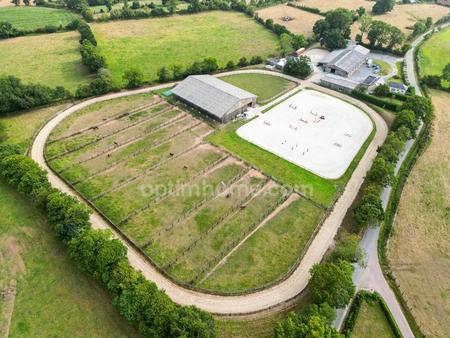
92,11,280,85
0,7,79,30
352,300,396,338
0,183,138,337
220,73,296,104
0,102,72,152
0,31,90,91
419,28,450,76
419,28,450,87
373,59,392,76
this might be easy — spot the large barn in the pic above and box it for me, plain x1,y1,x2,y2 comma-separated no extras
171,75,257,123
319,45,370,78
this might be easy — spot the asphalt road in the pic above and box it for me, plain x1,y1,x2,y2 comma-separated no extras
334,24,450,337
30,69,387,315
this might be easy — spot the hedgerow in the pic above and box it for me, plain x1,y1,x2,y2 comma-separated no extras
0,143,216,338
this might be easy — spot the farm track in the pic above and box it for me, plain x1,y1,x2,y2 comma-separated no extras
31,70,387,315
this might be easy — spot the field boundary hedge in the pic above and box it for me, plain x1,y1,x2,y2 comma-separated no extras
0,144,216,337
351,90,402,112
341,290,402,337
286,2,326,16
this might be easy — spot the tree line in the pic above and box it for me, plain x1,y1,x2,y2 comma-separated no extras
0,143,217,337
352,95,433,231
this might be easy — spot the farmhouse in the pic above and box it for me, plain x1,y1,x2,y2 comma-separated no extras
319,45,370,77
172,75,257,123
389,82,408,95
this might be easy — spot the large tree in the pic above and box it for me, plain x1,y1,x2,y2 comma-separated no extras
308,260,355,308
372,0,395,15
283,56,312,79
313,8,353,50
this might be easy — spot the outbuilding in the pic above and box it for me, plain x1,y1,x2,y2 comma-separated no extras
319,45,370,78
172,75,257,123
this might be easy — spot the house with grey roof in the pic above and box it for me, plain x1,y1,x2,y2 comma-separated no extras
172,75,257,123
389,82,408,95
319,45,370,78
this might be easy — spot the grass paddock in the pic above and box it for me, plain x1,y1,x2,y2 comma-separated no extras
0,7,78,30
0,31,90,91
92,11,280,85
220,73,296,104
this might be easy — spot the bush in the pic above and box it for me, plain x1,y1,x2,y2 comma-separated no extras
237,57,249,67
77,21,97,45
309,260,355,308
331,233,364,264
226,60,236,71
0,149,217,337
123,68,144,89
46,191,91,242
353,193,384,229
373,84,389,97
351,90,401,111
250,55,263,65
0,76,71,115
80,40,106,72
283,56,312,78
0,21,22,39
76,68,114,98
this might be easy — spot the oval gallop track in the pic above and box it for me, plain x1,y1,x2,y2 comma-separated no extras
30,70,387,315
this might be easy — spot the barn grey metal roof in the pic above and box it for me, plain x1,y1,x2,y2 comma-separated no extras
320,74,359,90
322,45,370,73
172,75,257,119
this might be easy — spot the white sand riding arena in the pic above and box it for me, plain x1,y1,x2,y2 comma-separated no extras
237,90,373,179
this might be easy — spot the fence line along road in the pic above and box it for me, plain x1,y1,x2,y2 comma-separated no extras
30,70,387,315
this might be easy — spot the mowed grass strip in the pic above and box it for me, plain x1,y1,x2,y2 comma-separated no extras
351,300,396,338
0,183,139,338
168,183,288,283
0,7,78,30
145,171,263,267
199,197,323,292
92,11,280,84
0,31,89,91
95,145,224,223
125,162,248,250
220,73,296,104
207,121,338,206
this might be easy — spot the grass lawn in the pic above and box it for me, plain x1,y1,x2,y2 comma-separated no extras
199,197,323,292
373,59,392,76
220,73,296,104
387,90,450,337
419,28,450,88
0,31,90,91
92,11,280,85
352,300,396,338
0,7,78,30
0,183,139,338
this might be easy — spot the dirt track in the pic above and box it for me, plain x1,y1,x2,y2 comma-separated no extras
30,70,387,315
